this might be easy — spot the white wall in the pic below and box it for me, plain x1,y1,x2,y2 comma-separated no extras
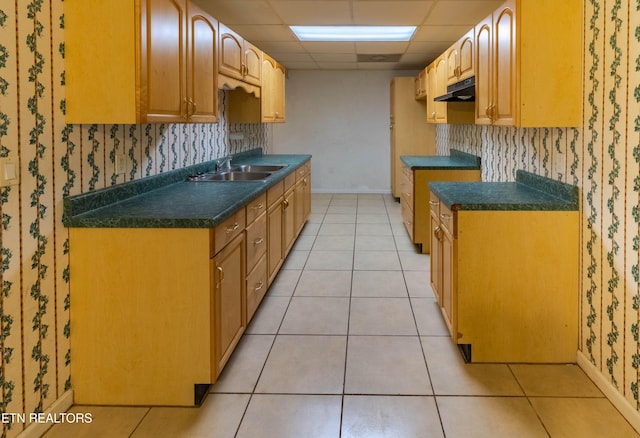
272,69,419,193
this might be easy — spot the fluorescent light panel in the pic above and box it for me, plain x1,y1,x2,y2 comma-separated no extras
290,26,416,42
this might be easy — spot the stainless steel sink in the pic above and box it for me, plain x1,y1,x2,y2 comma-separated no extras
229,164,288,173
187,171,271,182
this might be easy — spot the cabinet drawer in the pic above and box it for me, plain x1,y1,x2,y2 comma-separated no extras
246,254,267,322
401,200,414,239
429,191,441,216
267,181,284,207
402,165,413,182
246,212,267,269
439,203,455,236
284,172,296,192
296,162,310,181
213,209,246,256
246,193,267,224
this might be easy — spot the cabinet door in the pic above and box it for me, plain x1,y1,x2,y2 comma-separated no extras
261,57,275,121
441,228,455,337
493,0,516,126
446,45,458,85
213,233,245,379
283,189,296,256
243,40,263,86
188,5,218,123
219,23,244,80
302,171,311,220
267,201,284,285
429,209,442,304
457,29,474,81
434,56,448,123
475,15,493,124
141,0,188,122
426,64,437,123
273,62,286,121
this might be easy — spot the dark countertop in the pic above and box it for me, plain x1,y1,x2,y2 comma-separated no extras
63,150,312,228
400,149,481,170
429,170,579,211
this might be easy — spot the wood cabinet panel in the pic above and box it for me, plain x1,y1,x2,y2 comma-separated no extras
213,233,246,377
389,77,435,198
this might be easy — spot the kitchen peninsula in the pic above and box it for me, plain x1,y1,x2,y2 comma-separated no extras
429,171,579,363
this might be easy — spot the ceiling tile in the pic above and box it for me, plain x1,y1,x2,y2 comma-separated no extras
318,62,359,70
193,0,281,24
311,53,358,62
352,1,434,25
270,1,353,25
405,40,450,55
300,41,357,53
355,41,410,54
254,41,307,53
424,1,504,26
269,53,316,63
283,61,321,70
412,25,472,42
229,25,296,42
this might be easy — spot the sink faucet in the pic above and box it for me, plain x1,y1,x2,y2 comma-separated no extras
216,155,232,171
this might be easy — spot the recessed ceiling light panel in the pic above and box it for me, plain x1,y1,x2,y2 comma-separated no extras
290,26,416,42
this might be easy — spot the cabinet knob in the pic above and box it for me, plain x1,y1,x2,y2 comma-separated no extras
253,237,264,246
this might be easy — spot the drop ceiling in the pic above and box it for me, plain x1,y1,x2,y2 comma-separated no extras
192,0,506,71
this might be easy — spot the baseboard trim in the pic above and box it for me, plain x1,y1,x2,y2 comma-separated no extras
577,351,640,433
18,390,74,438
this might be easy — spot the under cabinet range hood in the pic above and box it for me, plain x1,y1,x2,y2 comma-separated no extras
434,76,475,102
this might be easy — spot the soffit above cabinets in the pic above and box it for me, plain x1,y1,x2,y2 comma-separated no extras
191,0,505,71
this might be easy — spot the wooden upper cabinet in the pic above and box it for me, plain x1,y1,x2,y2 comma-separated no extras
446,28,474,86
474,0,582,127
141,0,188,122
414,68,427,100
445,44,458,85
457,29,474,82
243,41,263,86
474,14,493,125
66,0,218,124
263,54,286,122
187,3,218,123
219,23,262,88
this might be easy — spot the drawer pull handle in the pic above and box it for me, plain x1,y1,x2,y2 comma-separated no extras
440,213,452,220
282,199,289,209
253,203,264,211
216,266,224,286
225,222,239,234
255,281,264,291
434,226,442,240
254,237,264,246
429,200,439,206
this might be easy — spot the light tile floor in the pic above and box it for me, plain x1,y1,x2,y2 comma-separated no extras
46,193,639,438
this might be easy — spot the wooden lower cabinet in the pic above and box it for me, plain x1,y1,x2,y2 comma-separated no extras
429,191,578,363
69,161,312,406
401,164,480,253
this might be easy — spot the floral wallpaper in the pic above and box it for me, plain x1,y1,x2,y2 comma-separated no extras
437,0,640,415
0,1,268,436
